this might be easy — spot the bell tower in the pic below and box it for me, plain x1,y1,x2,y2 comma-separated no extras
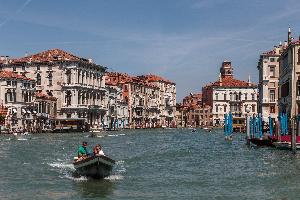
220,60,233,78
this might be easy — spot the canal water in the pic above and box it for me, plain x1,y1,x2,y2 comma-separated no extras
1,129,300,200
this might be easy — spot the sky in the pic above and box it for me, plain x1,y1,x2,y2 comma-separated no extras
0,0,300,100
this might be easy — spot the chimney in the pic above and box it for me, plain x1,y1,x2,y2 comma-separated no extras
284,41,288,46
219,73,222,86
279,41,282,47
248,74,251,86
88,58,93,63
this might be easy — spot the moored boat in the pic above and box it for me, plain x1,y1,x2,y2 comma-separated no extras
73,155,115,179
249,137,276,147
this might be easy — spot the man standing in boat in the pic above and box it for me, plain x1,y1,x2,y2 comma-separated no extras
78,141,88,160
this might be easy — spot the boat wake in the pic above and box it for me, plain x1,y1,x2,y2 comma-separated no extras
108,134,125,137
48,162,75,170
104,174,124,181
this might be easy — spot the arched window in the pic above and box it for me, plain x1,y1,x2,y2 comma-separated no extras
5,89,12,103
298,48,300,63
36,73,41,85
65,91,72,106
48,73,53,86
78,70,81,83
66,70,71,84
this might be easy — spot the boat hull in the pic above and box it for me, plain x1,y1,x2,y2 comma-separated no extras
73,155,115,179
273,142,300,150
250,138,276,147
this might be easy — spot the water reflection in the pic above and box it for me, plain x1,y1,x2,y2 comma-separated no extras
74,179,115,198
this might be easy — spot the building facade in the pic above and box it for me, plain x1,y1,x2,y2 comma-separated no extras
176,93,212,127
139,75,177,127
257,46,281,121
1,49,107,131
202,61,258,126
0,71,36,132
278,28,300,117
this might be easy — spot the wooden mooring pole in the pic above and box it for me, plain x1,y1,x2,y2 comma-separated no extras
291,118,296,154
246,115,250,145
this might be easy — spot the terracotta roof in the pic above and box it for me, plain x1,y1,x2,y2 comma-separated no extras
11,49,87,63
204,77,256,88
139,74,175,84
0,70,32,80
106,72,160,88
35,92,57,101
182,93,202,107
261,49,278,56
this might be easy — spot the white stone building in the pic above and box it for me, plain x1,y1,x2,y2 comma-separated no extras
1,49,107,131
202,61,258,126
278,28,300,117
257,46,282,121
0,71,35,132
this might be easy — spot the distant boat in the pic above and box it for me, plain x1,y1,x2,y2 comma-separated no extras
191,128,197,133
203,127,212,132
73,155,115,179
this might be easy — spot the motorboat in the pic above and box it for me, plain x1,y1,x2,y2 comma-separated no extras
73,155,115,179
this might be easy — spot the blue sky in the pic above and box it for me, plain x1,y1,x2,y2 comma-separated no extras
0,0,300,100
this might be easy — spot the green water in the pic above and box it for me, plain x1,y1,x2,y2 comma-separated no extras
1,129,300,200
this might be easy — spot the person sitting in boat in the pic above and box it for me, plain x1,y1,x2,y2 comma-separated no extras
77,141,89,160
93,144,105,156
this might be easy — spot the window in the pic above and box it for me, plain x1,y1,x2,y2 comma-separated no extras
77,70,81,83
224,94,227,100
224,105,227,112
281,81,290,97
7,81,11,86
270,66,275,77
215,93,218,100
216,105,218,112
269,89,275,102
36,65,40,71
270,105,275,113
48,73,53,86
66,70,71,84
252,93,255,100
252,105,256,112
298,48,300,63
22,65,25,71
13,66,16,72
297,77,300,96
65,91,72,106
270,57,275,62
245,93,247,100
36,73,41,85
5,90,12,102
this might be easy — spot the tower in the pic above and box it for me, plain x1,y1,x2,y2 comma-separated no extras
288,27,292,45
220,60,233,78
